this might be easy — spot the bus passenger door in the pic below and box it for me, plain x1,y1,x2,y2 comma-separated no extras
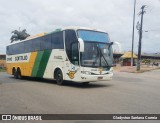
64,30,80,81
66,42,80,81
71,42,80,81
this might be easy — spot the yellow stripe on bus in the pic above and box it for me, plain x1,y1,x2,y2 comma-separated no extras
7,52,38,76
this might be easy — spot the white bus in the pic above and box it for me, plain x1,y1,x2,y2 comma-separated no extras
6,27,114,85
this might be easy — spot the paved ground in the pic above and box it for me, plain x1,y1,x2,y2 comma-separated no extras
0,70,160,123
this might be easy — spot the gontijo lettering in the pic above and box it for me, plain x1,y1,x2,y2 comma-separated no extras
15,55,28,61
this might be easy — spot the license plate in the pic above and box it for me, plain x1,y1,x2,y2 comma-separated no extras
98,77,103,80
99,67,104,71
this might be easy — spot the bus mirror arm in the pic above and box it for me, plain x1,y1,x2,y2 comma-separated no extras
78,38,84,52
108,42,114,49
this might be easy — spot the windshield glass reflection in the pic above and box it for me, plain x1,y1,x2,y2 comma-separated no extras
78,30,109,43
81,42,113,67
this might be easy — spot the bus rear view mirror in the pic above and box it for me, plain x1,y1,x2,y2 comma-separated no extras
108,42,114,49
78,38,84,52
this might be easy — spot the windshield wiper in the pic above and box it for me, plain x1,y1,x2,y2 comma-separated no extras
96,44,110,67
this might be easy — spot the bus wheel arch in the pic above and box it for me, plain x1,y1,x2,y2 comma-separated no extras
54,68,64,85
17,67,22,79
12,67,17,79
12,67,16,75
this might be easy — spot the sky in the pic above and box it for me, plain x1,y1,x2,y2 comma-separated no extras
0,0,160,54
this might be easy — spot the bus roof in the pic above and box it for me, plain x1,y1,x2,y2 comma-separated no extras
8,32,47,46
62,26,106,33
26,32,47,40
7,26,107,46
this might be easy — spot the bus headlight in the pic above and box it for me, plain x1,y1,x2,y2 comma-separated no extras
110,67,114,72
81,71,92,75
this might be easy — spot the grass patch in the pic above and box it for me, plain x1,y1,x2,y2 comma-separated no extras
0,68,6,72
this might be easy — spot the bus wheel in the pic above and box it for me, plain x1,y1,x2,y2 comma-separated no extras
82,82,90,85
55,69,63,85
13,69,17,79
17,69,22,79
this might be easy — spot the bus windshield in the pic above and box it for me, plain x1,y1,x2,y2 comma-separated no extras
77,30,109,43
80,42,113,67
77,30,113,67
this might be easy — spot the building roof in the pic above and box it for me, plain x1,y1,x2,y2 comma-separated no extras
121,52,137,59
0,54,6,56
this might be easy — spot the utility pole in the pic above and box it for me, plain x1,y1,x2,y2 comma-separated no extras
131,0,136,66
137,5,146,71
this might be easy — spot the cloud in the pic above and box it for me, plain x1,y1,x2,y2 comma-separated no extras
0,0,160,54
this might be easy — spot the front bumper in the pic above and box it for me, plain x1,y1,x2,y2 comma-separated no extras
80,72,113,82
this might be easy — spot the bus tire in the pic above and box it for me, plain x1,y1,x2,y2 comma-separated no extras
82,82,90,85
17,68,22,79
13,69,17,79
55,69,63,85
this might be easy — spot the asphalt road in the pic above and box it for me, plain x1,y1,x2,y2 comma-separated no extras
0,70,160,114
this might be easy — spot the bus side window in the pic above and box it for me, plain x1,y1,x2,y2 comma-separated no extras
9,45,14,55
24,41,33,53
6,46,9,55
51,32,64,49
41,35,51,50
12,44,18,54
32,38,40,51
18,42,24,54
